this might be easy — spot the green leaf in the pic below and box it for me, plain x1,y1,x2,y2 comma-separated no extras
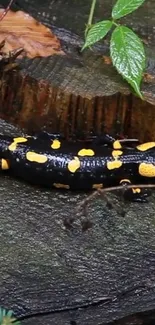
0,308,20,325
82,20,112,50
110,26,145,98
112,0,146,20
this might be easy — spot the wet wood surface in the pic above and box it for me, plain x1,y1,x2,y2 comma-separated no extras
1,115,155,325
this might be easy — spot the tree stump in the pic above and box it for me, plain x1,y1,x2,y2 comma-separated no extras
0,0,154,141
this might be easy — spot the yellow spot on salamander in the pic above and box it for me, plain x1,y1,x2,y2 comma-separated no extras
8,142,16,151
53,183,70,189
68,157,80,173
120,179,131,184
113,140,122,150
8,137,28,151
132,188,141,194
92,184,103,189
107,160,122,170
78,149,95,156
1,159,10,170
112,150,123,158
26,152,48,163
139,163,155,177
137,142,155,151
51,139,61,149
14,137,28,143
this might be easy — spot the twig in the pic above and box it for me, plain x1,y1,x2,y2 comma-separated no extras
77,184,155,211
0,0,14,22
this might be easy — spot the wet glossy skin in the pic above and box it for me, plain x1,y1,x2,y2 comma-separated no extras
0,133,155,190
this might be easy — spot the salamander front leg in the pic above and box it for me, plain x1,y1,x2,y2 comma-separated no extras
120,179,150,203
33,131,65,141
85,134,116,147
85,134,139,149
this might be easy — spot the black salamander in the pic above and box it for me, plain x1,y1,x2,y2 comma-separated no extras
0,132,155,200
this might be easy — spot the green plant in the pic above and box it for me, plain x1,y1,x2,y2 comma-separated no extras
0,308,20,325
82,0,146,99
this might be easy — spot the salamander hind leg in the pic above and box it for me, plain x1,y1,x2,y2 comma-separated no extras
87,134,139,150
119,179,150,203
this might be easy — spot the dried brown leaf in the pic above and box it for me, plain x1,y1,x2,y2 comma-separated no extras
0,9,64,58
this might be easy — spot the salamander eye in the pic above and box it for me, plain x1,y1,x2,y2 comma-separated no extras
120,179,131,185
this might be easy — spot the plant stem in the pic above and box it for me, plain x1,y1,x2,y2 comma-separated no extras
112,20,119,27
85,0,97,36
88,0,97,26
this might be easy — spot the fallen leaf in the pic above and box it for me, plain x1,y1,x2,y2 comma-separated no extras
0,9,64,58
